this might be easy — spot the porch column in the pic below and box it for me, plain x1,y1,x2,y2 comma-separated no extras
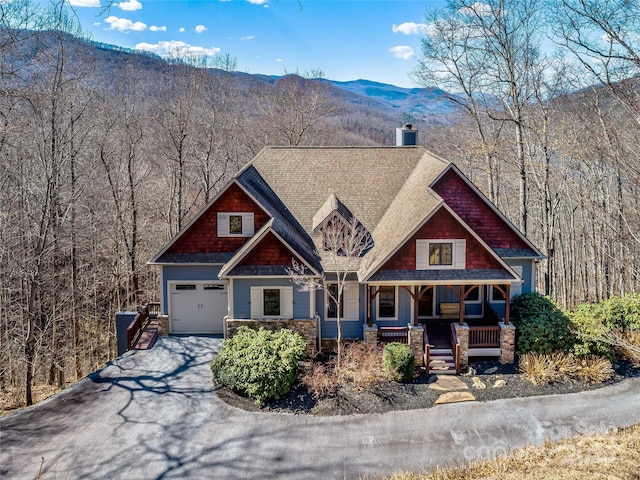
504,283,511,325
408,324,425,367
413,286,419,326
366,285,372,327
499,321,516,364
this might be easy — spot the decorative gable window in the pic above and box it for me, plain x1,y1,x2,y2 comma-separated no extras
416,239,466,269
250,286,293,318
217,212,254,237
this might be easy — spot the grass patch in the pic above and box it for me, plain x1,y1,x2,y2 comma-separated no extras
375,423,640,480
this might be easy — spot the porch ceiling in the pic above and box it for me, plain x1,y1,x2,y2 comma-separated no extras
366,268,518,284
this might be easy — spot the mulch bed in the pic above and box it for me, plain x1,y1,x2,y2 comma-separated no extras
214,359,640,416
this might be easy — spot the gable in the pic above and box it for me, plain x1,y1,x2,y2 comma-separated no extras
237,231,299,267
432,168,531,251
166,182,270,255
379,207,504,272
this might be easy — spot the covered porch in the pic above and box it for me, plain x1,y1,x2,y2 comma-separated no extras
363,282,517,374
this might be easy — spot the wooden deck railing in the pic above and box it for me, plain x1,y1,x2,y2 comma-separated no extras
378,326,409,344
148,302,161,319
450,323,461,374
423,327,430,369
126,304,152,351
469,325,501,348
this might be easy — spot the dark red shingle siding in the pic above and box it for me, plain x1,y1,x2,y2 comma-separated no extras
432,169,529,250
167,183,269,254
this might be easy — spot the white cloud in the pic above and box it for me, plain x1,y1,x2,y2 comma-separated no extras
179,27,185,33
276,58,284,62
248,0,268,4
150,25,167,32
93,22,101,27
69,0,100,6
241,36,255,41
116,0,142,11
135,40,221,58
392,22,428,35
195,24,207,34
105,16,147,32
389,45,414,60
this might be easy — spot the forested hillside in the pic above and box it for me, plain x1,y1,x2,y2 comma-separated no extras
1,0,639,408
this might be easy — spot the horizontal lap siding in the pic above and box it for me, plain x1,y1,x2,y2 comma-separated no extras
233,278,310,319
167,183,270,254
432,170,529,250
381,208,503,271
161,265,223,312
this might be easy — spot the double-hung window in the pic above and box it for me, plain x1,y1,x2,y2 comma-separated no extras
377,286,397,319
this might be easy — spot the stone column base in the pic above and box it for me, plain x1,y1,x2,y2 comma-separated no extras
499,322,516,364
408,324,425,367
453,323,470,371
156,315,169,335
363,324,378,346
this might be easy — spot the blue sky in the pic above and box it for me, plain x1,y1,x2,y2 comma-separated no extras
54,0,445,87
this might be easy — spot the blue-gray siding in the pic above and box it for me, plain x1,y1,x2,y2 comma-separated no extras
233,278,311,319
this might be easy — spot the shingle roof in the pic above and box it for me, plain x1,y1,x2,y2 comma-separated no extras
152,252,234,264
368,269,518,283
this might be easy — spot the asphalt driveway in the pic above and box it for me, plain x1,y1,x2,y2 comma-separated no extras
1,335,639,479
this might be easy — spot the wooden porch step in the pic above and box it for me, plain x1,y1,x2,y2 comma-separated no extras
429,348,456,374
134,327,159,350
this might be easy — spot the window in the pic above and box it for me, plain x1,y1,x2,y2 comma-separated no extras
250,286,293,318
377,286,397,319
465,285,481,303
217,212,254,237
326,282,360,321
326,284,342,319
429,242,453,266
175,284,196,291
263,289,281,316
491,285,506,302
416,239,466,270
229,215,243,234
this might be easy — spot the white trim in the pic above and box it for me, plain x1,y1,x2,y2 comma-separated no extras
217,212,254,237
376,286,398,321
489,285,507,303
325,282,360,322
464,285,483,305
228,278,234,318
416,239,466,270
249,286,294,319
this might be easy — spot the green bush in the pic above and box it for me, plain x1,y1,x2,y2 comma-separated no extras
511,292,575,356
382,342,415,382
211,326,306,404
569,294,640,357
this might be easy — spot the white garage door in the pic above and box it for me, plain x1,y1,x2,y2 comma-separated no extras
170,282,228,334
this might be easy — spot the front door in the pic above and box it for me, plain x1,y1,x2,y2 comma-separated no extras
418,286,434,319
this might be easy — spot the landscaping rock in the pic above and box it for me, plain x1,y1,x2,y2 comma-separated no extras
472,377,487,389
493,379,506,388
484,366,499,374
435,391,475,405
428,375,468,391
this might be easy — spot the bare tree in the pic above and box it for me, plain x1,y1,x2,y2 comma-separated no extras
287,216,373,366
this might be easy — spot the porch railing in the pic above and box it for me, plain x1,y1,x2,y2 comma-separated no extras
126,304,152,351
469,325,501,348
423,327,430,369
378,326,409,344
450,323,461,375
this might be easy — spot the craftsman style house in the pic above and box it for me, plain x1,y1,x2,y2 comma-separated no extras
149,131,543,372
